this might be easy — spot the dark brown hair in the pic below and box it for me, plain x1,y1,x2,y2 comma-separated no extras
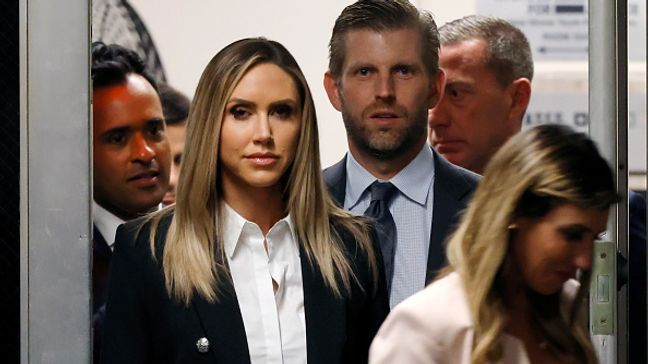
328,0,440,79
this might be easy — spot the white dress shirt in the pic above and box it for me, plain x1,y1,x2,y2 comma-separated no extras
345,145,435,307
369,272,580,364
222,204,307,364
93,201,125,250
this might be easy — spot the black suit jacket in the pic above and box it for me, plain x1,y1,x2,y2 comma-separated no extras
323,147,479,282
93,226,112,363
93,226,112,313
101,213,389,363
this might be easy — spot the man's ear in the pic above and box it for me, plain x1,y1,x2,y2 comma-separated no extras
324,71,343,112
507,78,531,122
428,69,446,109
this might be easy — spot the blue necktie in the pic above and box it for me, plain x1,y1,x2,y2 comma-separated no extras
364,181,397,293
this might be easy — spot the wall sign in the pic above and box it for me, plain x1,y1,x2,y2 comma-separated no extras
477,0,645,61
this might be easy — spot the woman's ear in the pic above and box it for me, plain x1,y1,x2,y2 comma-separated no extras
510,216,531,231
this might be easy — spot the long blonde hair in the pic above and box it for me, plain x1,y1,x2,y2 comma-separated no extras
146,38,377,306
444,125,617,363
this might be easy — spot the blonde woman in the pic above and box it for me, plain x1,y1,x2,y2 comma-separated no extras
101,38,389,364
370,125,617,364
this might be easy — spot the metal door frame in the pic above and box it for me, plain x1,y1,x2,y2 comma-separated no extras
20,0,92,362
589,0,630,363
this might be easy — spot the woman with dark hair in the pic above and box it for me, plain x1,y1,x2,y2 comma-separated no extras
370,125,617,364
101,38,389,364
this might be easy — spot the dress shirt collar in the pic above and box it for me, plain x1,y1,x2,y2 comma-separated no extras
345,144,435,208
222,203,296,259
92,201,125,249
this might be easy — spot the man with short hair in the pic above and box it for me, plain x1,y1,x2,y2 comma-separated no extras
323,0,479,308
91,41,170,361
428,15,533,174
157,82,190,206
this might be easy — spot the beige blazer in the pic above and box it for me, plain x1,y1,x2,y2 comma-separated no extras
369,272,579,364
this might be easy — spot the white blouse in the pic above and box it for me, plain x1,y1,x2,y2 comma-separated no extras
223,204,307,364
369,272,579,364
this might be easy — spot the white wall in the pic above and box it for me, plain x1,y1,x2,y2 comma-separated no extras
128,0,645,182
127,0,475,168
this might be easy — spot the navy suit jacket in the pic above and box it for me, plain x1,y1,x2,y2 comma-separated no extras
101,213,389,363
323,147,479,282
629,191,646,362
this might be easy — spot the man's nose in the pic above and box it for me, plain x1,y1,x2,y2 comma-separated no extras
428,98,450,128
375,74,395,101
168,163,179,190
131,133,156,162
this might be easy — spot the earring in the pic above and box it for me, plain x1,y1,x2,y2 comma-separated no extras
507,223,517,230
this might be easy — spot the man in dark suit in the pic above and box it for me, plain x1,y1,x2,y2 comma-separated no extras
428,15,532,175
91,42,171,362
157,82,191,206
323,0,479,308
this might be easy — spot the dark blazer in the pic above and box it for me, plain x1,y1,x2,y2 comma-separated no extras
101,213,389,364
629,191,646,363
93,226,112,363
93,226,112,313
323,147,479,282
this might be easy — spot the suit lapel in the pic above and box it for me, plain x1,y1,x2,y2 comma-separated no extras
189,245,346,364
426,150,474,282
323,156,348,206
92,226,112,312
191,278,251,364
93,225,111,255
300,244,345,364
325,151,474,284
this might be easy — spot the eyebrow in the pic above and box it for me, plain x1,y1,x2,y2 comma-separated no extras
559,224,606,237
392,63,419,70
227,98,255,107
345,62,374,69
445,79,473,87
559,224,591,232
444,80,476,92
146,117,165,125
227,98,298,107
99,117,165,137
100,125,130,137
269,99,298,107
